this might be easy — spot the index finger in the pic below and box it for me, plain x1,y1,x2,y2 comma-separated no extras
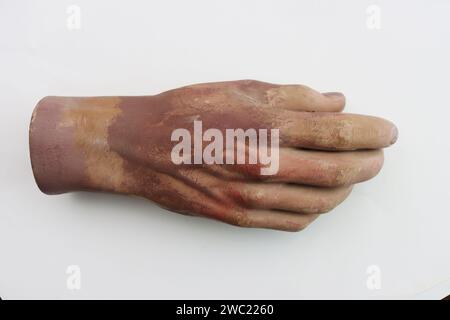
279,111,398,150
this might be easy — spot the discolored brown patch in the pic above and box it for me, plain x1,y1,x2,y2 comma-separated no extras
58,97,127,193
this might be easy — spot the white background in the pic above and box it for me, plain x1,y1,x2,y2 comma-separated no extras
1,0,449,299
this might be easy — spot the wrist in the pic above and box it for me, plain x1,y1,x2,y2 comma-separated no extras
29,96,123,194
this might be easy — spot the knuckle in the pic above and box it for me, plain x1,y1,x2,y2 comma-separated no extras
313,198,335,214
326,161,356,186
332,120,354,149
236,79,261,86
225,183,253,207
232,211,252,228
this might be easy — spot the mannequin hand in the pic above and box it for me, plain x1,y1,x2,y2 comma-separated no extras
30,80,398,231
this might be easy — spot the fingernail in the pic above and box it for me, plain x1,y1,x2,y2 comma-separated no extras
390,126,399,145
323,92,344,100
